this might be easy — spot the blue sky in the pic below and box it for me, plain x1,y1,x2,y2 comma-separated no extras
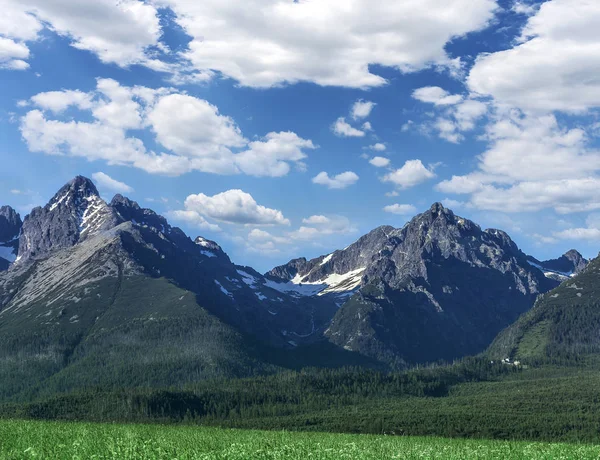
2,0,600,272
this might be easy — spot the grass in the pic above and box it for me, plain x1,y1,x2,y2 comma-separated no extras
1,420,600,459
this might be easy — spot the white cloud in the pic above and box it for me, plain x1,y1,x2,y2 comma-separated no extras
441,198,466,209
385,191,399,197
158,0,497,88
531,233,558,245
383,160,436,189
91,172,134,194
290,215,355,240
166,210,221,232
183,190,290,226
369,156,391,168
312,171,359,189
362,122,373,131
332,117,365,137
552,213,600,240
3,0,164,70
468,0,600,113
235,131,316,177
412,86,463,106
302,215,330,225
30,90,94,114
369,143,386,152
512,2,538,16
148,93,246,174
554,227,600,240
409,90,488,143
383,204,417,215
20,79,316,178
351,100,376,119
0,37,30,69
248,228,289,245
436,113,600,213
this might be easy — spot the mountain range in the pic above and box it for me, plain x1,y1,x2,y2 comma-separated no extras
0,176,591,397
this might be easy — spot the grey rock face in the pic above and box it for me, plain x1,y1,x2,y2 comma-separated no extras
270,202,558,366
17,176,122,263
0,206,22,242
0,206,22,268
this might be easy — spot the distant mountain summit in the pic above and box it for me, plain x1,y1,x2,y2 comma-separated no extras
526,250,588,281
0,206,21,270
269,203,558,365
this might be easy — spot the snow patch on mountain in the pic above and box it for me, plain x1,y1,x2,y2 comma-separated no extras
265,267,365,297
527,260,575,281
214,280,233,298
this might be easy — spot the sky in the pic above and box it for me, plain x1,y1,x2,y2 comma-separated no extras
1,0,600,272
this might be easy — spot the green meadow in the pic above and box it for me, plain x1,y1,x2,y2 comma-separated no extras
1,419,599,460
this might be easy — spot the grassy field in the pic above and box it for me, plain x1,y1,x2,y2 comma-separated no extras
0,420,599,459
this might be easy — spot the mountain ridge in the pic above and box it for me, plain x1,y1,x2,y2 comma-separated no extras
0,178,580,397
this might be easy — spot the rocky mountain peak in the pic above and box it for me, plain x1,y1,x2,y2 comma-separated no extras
563,249,587,273
526,249,588,281
109,194,168,232
0,206,22,243
47,176,100,210
17,176,121,263
110,194,141,210
194,236,223,254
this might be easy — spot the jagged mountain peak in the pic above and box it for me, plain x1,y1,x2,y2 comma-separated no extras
110,194,168,231
563,249,587,272
47,175,100,210
17,176,121,263
0,206,21,243
110,194,141,210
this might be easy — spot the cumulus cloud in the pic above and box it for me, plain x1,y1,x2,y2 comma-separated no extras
351,100,376,120
436,114,600,213
290,215,355,240
235,131,316,177
166,210,221,232
158,0,497,88
468,0,600,113
1,0,166,71
369,157,391,168
20,79,316,177
332,117,365,137
383,160,436,189
182,190,290,226
553,227,600,240
552,213,600,240
369,143,386,152
91,172,134,194
312,171,359,189
383,204,417,215
0,37,30,70
412,86,463,106
29,90,94,114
